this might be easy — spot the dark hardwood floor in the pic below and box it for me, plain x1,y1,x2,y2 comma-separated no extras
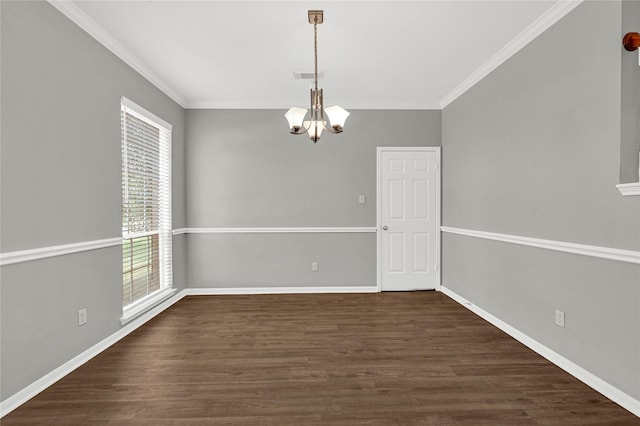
3,292,638,425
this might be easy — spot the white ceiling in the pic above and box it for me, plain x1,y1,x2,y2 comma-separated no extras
55,1,581,109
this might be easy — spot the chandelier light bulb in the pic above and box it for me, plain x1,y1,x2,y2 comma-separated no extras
304,120,326,142
324,105,350,132
285,107,307,132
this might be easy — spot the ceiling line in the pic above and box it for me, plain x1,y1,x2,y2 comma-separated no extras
47,0,187,108
439,0,584,109
47,0,582,111
185,101,443,110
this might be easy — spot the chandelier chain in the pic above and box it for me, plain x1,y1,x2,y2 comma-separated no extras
314,18,318,93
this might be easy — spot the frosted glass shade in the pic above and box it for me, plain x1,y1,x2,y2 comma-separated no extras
324,105,350,131
285,107,308,132
304,120,325,142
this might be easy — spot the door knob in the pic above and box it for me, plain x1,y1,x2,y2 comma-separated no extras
382,226,388,231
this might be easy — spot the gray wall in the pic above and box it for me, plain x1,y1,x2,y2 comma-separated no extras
442,0,640,400
188,233,376,288
620,0,640,184
186,109,440,288
0,1,186,401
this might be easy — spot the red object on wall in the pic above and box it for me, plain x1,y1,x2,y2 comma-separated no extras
623,32,640,52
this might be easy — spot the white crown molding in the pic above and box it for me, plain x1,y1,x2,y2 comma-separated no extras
186,101,293,110
46,0,186,108
0,289,187,418
314,102,443,111
178,227,377,234
0,237,122,266
441,226,640,264
616,182,640,197
439,0,584,109
185,101,442,110
185,286,379,296
440,286,640,417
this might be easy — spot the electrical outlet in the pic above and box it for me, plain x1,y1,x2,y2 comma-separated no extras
311,262,318,272
78,308,87,326
555,309,565,328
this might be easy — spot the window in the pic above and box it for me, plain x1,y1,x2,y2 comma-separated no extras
121,97,173,323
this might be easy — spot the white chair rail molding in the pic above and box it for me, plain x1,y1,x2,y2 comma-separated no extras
440,226,640,264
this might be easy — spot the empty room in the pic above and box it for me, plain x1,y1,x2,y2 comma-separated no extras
1,0,639,424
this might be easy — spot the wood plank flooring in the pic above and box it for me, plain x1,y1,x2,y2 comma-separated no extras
3,292,639,425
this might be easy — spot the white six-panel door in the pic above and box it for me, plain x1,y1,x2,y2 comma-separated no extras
378,147,440,291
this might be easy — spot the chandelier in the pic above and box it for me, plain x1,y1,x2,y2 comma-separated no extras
285,10,350,143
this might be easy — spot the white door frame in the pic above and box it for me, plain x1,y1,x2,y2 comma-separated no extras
376,146,441,292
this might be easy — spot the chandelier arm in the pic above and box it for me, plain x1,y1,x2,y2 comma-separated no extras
322,125,342,134
290,128,310,135
289,118,311,135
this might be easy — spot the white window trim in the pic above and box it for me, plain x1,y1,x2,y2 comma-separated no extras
121,96,173,321
120,287,176,325
616,182,640,196
121,96,172,131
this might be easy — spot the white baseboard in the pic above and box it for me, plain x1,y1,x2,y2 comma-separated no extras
185,286,380,295
0,289,187,418
439,286,640,417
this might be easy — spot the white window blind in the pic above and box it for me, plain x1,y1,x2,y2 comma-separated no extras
121,97,172,309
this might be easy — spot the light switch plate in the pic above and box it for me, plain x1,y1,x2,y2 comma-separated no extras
555,309,565,328
78,308,88,326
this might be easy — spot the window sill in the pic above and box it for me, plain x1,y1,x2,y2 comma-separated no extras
616,182,640,197
121,287,176,325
